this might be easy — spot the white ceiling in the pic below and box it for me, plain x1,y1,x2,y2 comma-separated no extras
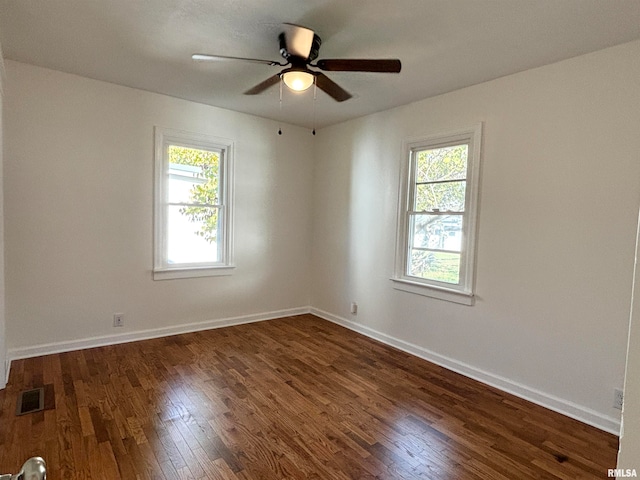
1,0,639,129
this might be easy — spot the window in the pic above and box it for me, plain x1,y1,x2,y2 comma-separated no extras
154,127,234,280
393,125,482,305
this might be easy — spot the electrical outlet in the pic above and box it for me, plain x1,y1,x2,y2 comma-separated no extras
113,313,124,328
614,388,624,410
350,302,358,315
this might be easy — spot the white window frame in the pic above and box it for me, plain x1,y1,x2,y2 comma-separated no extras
392,124,482,305
153,127,234,280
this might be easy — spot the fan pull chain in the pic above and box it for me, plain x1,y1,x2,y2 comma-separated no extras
312,78,317,136
278,78,283,135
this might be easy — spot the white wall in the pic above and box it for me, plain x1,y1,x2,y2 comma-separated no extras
618,209,640,466
311,40,640,433
3,61,314,355
0,42,6,389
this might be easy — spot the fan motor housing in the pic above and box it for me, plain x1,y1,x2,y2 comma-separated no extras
279,32,322,61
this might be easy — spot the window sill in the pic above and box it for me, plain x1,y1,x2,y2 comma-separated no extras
153,265,235,280
390,277,475,306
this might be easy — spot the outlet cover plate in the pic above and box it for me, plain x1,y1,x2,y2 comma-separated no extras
614,388,624,410
113,313,124,327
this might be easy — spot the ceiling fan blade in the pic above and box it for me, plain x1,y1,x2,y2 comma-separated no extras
316,59,402,73
192,54,283,66
281,23,315,58
314,73,352,102
244,74,281,95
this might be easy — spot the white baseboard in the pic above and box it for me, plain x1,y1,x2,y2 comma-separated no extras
7,306,311,363
5,305,621,435
2,359,8,389
310,307,621,436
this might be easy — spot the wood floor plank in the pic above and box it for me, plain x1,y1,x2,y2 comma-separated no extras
0,314,619,478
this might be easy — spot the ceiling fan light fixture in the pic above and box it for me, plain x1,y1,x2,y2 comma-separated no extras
197,24,399,101
282,70,315,92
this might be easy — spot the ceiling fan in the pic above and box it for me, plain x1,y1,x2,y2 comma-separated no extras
193,23,401,102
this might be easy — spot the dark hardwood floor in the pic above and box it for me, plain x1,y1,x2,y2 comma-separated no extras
0,314,618,479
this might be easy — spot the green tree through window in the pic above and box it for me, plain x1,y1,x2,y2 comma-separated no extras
410,144,468,284
168,145,220,244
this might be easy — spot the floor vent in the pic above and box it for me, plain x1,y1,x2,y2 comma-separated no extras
16,387,45,416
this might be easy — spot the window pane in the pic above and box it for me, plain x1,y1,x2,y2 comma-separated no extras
416,144,468,182
408,250,461,285
167,205,219,264
415,181,466,212
168,167,210,204
168,146,220,205
411,214,463,252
